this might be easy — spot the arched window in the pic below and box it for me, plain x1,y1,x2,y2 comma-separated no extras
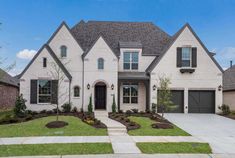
60,45,67,57
74,86,80,97
98,58,104,69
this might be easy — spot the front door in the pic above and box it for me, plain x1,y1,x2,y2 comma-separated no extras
95,85,106,109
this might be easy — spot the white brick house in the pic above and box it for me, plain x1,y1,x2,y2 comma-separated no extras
18,20,223,113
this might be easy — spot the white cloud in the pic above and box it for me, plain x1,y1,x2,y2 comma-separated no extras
17,49,37,59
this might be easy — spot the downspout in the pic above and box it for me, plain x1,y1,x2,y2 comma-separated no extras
69,79,71,104
82,57,84,110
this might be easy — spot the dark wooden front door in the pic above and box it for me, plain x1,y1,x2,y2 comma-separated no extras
95,85,106,109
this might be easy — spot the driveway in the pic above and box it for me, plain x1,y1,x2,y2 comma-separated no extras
165,114,235,154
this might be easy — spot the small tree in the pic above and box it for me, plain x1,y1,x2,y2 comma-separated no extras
112,94,116,113
88,95,93,113
14,94,27,117
157,76,174,117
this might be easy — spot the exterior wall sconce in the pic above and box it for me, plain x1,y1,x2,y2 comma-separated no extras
153,85,156,91
87,84,90,90
218,85,222,91
111,84,114,90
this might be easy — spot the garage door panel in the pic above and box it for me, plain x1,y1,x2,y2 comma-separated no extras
188,90,215,113
158,90,184,113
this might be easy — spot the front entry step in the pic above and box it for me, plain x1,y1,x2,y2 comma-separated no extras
94,111,108,117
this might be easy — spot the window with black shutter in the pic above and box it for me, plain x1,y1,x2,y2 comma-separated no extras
30,80,38,104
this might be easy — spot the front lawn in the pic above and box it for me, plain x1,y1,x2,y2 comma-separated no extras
0,143,113,156
137,142,212,154
128,116,190,136
0,116,107,137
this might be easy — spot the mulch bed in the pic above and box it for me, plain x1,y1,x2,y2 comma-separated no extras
0,111,106,129
109,111,174,130
219,114,235,120
45,121,68,128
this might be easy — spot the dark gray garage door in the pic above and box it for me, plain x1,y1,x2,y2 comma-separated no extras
188,90,215,113
158,90,184,113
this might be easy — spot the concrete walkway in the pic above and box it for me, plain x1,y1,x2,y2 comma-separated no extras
165,114,235,154
94,111,141,154
1,154,235,158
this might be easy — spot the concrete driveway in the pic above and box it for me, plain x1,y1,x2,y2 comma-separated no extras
165,114,235,154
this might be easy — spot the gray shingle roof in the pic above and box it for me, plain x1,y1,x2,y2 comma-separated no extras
71,20,171,56
223,65,235,91
0,68,19,87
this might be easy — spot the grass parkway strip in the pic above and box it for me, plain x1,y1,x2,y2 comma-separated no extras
0,143,113,156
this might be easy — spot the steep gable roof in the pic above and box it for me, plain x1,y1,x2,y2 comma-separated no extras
223,65,235,91
71,20,171,57
146,23,223,73
18,45,72,81
0,68,19,87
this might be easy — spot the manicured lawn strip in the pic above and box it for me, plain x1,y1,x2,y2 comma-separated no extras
137,142,212,154
0,143,113,156
128,116,190,136
0,116,107,137
0,110,13,120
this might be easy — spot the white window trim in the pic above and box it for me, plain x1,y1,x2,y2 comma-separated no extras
122,83,138,104
37,80,52,104
123,51,139,71
181,47,192,68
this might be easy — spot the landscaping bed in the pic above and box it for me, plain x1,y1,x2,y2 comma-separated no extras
137,142,212,154
109,110,190,136
0,143,113,156
0,116,107,137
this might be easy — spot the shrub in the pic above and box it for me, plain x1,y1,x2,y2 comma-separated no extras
88,95,93,113
46,110,54,115
25,114,33,121
151,103,157,114
80,108,84,113
72,107,78,113
131,109,138,113
14,94,27,117
40,110,47,114
61,103,72,113
219,104,230,115
118,110,123,114
112,95,117,113
126,110,132,115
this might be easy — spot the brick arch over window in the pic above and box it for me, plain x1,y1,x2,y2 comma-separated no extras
92,80,109,88
73,86,80,97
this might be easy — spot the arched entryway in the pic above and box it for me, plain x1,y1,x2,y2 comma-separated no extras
95,82,107,110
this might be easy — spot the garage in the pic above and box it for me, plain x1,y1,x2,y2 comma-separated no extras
188,90,215,113
158,90,184,113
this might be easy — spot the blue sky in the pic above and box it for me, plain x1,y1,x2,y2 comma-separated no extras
1,0,235,75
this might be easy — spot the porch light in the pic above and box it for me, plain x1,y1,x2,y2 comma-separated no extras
87,84,90,90
111,84,114,90
153,85,156,91
218,85,222,91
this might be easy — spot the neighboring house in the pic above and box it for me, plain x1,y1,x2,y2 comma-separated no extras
0,68,19,110
18,20,223,113
223,63,235,111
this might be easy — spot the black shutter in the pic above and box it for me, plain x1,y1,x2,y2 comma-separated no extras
192,47,197,67
51,80,58,104
177,47,182,67
30,80,38,104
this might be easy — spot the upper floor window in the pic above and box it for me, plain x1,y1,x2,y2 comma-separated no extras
98,58,104,70
74,86,80,97
60,45,67,58
43,57,47,68
181,47,191,67
38,80,51,103
123,52,138,70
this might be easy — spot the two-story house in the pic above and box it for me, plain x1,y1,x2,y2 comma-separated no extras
18,20,223,113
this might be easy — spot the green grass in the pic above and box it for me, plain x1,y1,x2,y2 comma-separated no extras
0,116,107,137
0,143,113,156
128,116,190,136
0,110,13,120
137,142,212,154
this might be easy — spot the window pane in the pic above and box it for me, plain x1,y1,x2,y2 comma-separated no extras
131,63,138,70
131,97,138,103
131,84,138,96
123,85,130,96
39,80,51,95
124,63,130,69
124,52,130,62
74,87,80,97
182,47,190,60
182,60,190,67
98,58,104,69
61,46,67,57
123,97,130,103
39,96,51,103
132,52,138,62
